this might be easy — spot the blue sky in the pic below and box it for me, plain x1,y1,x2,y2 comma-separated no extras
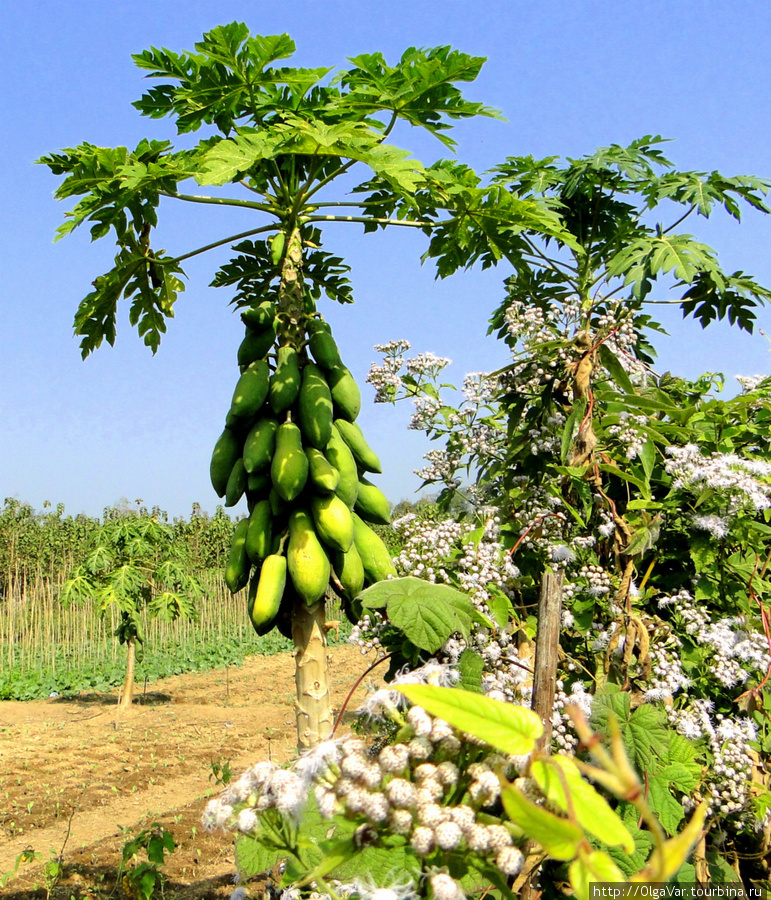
2,1,771,519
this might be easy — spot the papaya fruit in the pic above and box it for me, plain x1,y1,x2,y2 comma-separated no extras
306,447,339,493
269,345,301,414
238,323,277,367
325,424,360,508
287,509,331,605
245,499,273,563
335,419,382,473
243,417,279,474
210,427,241,498
308,327,343,370
225,458,247,508
224,518,251,593
229,359,270,423
327,366,361,422
333,542,365,601
241,301,276,330
354,475,391,525
247,471,271,494
247,554,286,636
352,513,397,583
311,493,354,553
270,232,286,267
271,422,309,502
298,363,333,450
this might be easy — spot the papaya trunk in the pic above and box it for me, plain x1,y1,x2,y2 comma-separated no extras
291,598,333,751
119,637,136,709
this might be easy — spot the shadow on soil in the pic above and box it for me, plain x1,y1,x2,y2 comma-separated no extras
52,691,173,707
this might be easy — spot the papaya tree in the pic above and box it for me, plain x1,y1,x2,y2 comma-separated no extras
39,23,567,748
61,505,202,709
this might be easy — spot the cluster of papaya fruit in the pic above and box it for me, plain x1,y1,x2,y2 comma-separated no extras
209,299,396,639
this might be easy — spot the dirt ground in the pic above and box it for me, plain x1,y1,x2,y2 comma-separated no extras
0,644,377,899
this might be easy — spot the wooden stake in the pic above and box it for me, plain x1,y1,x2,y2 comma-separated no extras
531,567,564,753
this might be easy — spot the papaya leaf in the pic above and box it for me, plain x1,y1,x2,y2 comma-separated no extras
394,685,542,755
529,756,635,852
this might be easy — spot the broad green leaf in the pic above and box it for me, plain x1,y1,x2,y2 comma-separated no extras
500,782,584,860
530,756,635,852
569,850,626,900
327,839,421,884
647,775,685,834
234,832,283,880
560,398,586,464
394,685,542,755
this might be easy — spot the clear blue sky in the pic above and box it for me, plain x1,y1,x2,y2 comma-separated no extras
2,1,771,519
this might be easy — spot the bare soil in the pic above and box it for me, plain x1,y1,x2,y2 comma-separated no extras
0,644,376,899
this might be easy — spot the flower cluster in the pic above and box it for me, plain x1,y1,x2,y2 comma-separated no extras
665,444,771,515
606,411,648,460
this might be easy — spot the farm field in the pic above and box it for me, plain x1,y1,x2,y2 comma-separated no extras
0,644,373,899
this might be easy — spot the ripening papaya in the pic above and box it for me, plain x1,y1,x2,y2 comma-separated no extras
308,327,343,370
327,365,361,421
333,542,365,601
245,499,273,563
306,447,339,493
241,301,276,330
247,554,286,635
269,345,302,414
325,424,360,508
225,458,248,508
243,417,279,474
298,363,333,450
287,509,331,605
210,427,241,498
229,359,270,423
354,475,391,525
238,323,277,367
352,513,397,583
271,422,309,502
311,493,354,553
335,419,382,473
225,518,251,593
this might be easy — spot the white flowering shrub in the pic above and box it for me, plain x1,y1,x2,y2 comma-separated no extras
206,676,708,900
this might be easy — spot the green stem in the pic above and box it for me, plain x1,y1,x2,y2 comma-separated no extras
175,224,279,262
305,214,431,228
160,191,277,215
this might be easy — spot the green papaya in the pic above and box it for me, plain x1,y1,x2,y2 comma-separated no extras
225,518,251,593
311,493,354,553
287,509,331,605
269,486,288,519
325,424,360,508
306,447,339,493
270,232,286,267
229,359,270,422
327,366,361,421
210,427,241,498
352,513,397,583
333,542,365,601
241,301,276,330
354,475,391,525
245,499,273,563
335,419,382,473
225,458,247,508
238,323,277,367
243,417,279,474
247,472,271,494
269,345,302,414
271,422,309,502
247,554,286,636
298,363,333,450
308,327,343,370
